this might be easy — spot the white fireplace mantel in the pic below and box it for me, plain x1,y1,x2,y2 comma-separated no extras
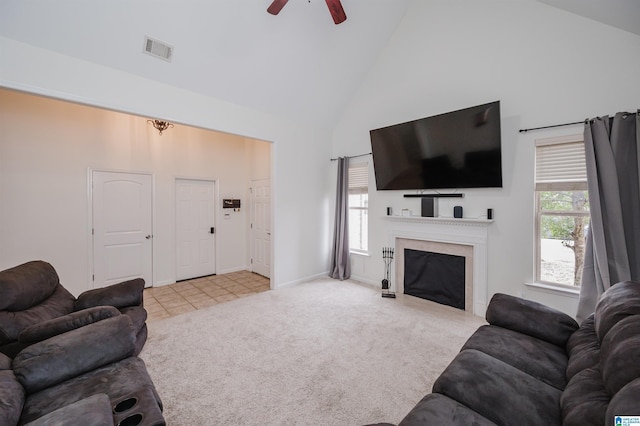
385,215,493,227
385,215,493,316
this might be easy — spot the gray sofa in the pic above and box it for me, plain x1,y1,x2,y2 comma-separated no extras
0,309,164,425
0,261,148,358
378,281,640,425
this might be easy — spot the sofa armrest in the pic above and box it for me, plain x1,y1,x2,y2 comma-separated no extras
18,306,120,344
75,278,145,311
23,394,113,426
13,315,135,393
0,369,24,426
486,293,579,347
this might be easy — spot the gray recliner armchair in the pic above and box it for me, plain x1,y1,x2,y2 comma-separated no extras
0,260,148,358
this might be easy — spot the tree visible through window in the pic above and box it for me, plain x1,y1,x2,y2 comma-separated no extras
535,137,589,287
348,162,368,253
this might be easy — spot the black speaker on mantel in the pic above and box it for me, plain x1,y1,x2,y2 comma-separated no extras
487,208,494,220
453,206,463,218
421,197,438,217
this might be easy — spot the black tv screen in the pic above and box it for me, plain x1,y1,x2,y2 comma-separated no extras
370,101,503,190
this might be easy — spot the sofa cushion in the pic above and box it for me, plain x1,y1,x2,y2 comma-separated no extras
600,315,640,395
23,393,113,426
398,393,497,426
12,315,136,393
20,357,162,425
462,324,568,389
485,293,578,347
0,284,75,345
566,314,600,380
605,378,640,421
19,306,120,344
0,352,11,370
433,349,562,426
75,278,145,311
0,369,24,426
560,367,609,426
595,281,640,342
0,261,60,311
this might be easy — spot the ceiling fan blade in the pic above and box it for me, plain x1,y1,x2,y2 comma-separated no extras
267,0,289,15
325,0,347,24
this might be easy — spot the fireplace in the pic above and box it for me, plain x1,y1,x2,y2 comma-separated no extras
396,238,473,312
386,216,491,316
404,249,466,310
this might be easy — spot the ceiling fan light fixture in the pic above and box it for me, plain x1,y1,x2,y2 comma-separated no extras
267,0,346,24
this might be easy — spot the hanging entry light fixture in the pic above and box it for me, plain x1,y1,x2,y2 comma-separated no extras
147,119,174,135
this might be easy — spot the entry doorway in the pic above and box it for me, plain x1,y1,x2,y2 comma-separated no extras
175,179,216,281
250,179,271,278
91,171,153,288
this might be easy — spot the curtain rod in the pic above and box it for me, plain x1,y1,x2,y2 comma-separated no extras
519,120,585,133
330,152,372,161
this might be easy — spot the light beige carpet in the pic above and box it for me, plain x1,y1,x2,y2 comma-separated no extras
140,279,485,425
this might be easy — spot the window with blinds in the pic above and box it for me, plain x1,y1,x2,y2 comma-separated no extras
348,162,369,253
534,135,589,288
535,140,587,191
348,163,368,194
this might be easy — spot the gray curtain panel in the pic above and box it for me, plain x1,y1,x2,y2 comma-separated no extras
329,157,351,280
577,111,640,321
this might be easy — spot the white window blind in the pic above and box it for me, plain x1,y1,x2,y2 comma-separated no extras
535,141,587,191
348,162,368,194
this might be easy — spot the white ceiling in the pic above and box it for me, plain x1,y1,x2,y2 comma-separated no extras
538,0,640,37
0,0,410,127
0,0,638,128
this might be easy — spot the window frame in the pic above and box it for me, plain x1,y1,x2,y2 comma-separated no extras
534,134,588,289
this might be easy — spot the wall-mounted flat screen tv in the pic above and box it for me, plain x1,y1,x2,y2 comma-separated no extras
369,101,502,190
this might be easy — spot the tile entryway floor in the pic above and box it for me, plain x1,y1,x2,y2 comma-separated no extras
143,271,270,321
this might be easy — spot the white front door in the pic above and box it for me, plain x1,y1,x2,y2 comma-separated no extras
176,179,216,281
92,171,153,288
250,179,271,278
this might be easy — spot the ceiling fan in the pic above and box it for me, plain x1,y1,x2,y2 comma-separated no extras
267,0,347,25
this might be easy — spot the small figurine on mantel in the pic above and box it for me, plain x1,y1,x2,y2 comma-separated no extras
382,247,396,298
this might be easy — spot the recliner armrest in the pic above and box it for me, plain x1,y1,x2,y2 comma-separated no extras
75,278,145,311
19,306,120,344
13,315,136,393
486,293,579,347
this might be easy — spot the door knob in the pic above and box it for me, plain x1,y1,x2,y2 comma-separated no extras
145,235,152,240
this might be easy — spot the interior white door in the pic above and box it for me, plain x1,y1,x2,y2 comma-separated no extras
92,171,153,288
251,179,271,278
176,179,216,281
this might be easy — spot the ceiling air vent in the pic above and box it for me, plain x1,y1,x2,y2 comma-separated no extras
143,36,173,62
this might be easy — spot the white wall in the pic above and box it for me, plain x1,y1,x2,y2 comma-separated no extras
0,89,271,294
331,0,640,316
0,36,333,294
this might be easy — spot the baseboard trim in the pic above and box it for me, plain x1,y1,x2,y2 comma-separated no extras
274,271,330,289
153,279,175,287
349,275,380,290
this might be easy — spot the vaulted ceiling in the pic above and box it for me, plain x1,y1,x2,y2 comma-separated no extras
1,0,638,128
